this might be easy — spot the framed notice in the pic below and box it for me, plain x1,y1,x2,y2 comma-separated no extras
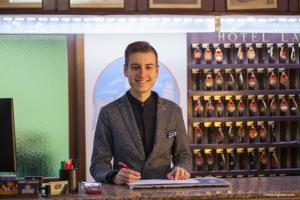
227,0,277,10
0,0,41,8
149,0,201,9
70,0,124,8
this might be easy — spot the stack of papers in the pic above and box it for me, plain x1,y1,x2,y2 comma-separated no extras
127,176,230,189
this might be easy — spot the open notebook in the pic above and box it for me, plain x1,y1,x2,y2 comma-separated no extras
127,176,231,189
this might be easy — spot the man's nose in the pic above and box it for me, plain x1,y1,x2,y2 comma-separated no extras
138,67,147,77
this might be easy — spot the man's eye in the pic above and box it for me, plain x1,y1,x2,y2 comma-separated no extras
132,66,139,70
146,66,153,70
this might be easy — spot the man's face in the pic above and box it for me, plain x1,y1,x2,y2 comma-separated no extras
124,52,159,97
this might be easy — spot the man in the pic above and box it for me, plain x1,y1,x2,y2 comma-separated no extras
90,41,192,185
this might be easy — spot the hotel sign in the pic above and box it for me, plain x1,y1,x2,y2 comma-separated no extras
188,33,300,43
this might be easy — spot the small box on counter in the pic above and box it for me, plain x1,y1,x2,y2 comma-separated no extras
0,175,18,198
78,182,102,194
42,181,69,197
18,180,39,198
24,176,43,188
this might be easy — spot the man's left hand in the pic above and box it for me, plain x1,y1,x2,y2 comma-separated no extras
166,167,190,180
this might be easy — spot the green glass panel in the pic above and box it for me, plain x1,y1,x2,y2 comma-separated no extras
0,35,69,177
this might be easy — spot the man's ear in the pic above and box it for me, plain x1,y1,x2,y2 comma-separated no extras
124,65,128,77
156,65,160,75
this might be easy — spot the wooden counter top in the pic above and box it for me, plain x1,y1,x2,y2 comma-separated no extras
14,176,300,199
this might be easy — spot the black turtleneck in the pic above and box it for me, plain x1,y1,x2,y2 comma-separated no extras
127,90,157,158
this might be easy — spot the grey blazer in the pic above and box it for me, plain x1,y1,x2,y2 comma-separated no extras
90,92,192,182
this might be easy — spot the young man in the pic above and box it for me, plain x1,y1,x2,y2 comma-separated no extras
90,41,192,185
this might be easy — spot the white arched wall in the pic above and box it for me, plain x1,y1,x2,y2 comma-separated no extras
84,33,187,181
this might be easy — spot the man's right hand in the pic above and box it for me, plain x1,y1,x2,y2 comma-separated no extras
113,168,141,185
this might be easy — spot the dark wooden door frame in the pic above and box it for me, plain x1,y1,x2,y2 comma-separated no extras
68,34,86,181
289,0,300,11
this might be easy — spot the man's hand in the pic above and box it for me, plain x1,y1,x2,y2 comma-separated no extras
113,168,141,185
166,167,190,180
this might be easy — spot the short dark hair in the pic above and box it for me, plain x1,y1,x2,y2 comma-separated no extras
124,41,158,66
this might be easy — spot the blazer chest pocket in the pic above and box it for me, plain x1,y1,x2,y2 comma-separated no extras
163,130,176,146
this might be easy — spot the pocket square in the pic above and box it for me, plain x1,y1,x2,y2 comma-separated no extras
167,131,177,138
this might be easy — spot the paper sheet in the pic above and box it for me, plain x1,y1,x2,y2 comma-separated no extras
127,177,231,189
129,178,199,186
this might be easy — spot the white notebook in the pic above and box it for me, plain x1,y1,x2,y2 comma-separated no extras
127,176,230,189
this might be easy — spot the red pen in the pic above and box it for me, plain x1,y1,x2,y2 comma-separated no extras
118,162,129,169
118,162,141,179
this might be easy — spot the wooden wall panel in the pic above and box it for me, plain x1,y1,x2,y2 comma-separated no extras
289,0,300,11
67,34,86,181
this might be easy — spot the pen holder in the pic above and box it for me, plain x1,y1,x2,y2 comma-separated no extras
59,169,78,193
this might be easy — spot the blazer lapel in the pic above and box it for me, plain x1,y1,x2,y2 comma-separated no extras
117,94,145,159
146,97,167,162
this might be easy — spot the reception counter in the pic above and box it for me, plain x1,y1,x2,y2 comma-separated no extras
12,176,300,199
